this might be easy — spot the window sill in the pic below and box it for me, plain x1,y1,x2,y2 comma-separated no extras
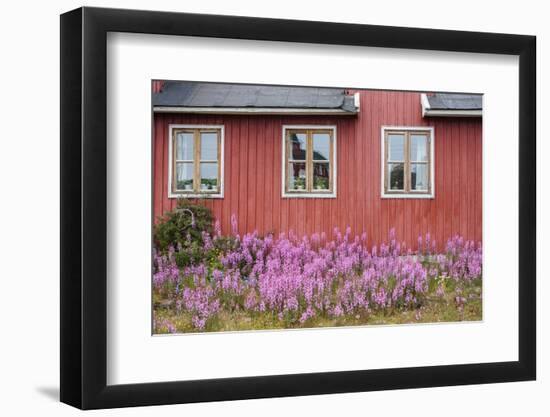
169,193,224,199
381,193,434,199
282,192,337,198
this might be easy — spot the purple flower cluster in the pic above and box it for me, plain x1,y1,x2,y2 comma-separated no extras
181,282,220,330
416,234,482,282
441,235,482,281
153,224,482,331
153,317,176,334
153,246,179,287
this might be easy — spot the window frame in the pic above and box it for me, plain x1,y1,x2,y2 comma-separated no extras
168,124,224,198
282,125,337,198
380,126,435,199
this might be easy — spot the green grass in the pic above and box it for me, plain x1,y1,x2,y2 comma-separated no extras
153,280,482,334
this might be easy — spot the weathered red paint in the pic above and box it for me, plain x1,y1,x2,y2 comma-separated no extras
153,90,482,249
152,80,164,93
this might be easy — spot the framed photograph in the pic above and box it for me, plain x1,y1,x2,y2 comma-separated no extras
60,6,536,409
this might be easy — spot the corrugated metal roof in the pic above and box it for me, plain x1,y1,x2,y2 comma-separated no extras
153,81,358,112
426,93,482,110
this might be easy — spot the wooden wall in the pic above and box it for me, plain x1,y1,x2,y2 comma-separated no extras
153,90,482,249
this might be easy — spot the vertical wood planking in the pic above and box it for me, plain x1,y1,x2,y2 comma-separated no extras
263,118,273,235
247,116,257,233
374,91,381,244
153,91,482,249
271,117,280,236
153,115,164,221
238,117,249,235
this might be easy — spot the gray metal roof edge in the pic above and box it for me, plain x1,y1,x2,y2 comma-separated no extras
152,106,358,115
425,93,483,110
152,81,359,112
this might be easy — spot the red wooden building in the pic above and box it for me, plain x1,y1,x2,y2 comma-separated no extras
153,81,482,249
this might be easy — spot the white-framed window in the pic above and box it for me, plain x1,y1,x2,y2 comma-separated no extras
381,126,434,199
168,125,224,198
282,125,337,198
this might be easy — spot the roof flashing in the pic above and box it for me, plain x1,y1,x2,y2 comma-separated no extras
153,81,359,114
153,106,358,115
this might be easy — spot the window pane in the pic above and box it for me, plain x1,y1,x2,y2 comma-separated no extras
176,132,194,160
313,162,330,190
200,132,218,160
288,162,306,191
388,163,404,190
410,135,428,162
387,134,405,161
176,162,194,190
312,133,330,161
411,163,428,190
289,133,307,160
200,163,218,191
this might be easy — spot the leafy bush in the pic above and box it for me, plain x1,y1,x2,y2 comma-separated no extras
154,200,213,252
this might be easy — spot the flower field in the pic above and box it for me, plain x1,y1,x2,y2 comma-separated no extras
153,213,482,334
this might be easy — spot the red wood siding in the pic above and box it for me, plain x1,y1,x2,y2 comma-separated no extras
153,90,482,250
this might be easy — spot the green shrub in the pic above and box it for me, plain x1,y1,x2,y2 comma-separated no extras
154,200,213,252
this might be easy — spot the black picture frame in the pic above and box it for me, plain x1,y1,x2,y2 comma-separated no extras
60,6,536,410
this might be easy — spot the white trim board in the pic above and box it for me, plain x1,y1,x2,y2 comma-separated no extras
167,124,225,199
